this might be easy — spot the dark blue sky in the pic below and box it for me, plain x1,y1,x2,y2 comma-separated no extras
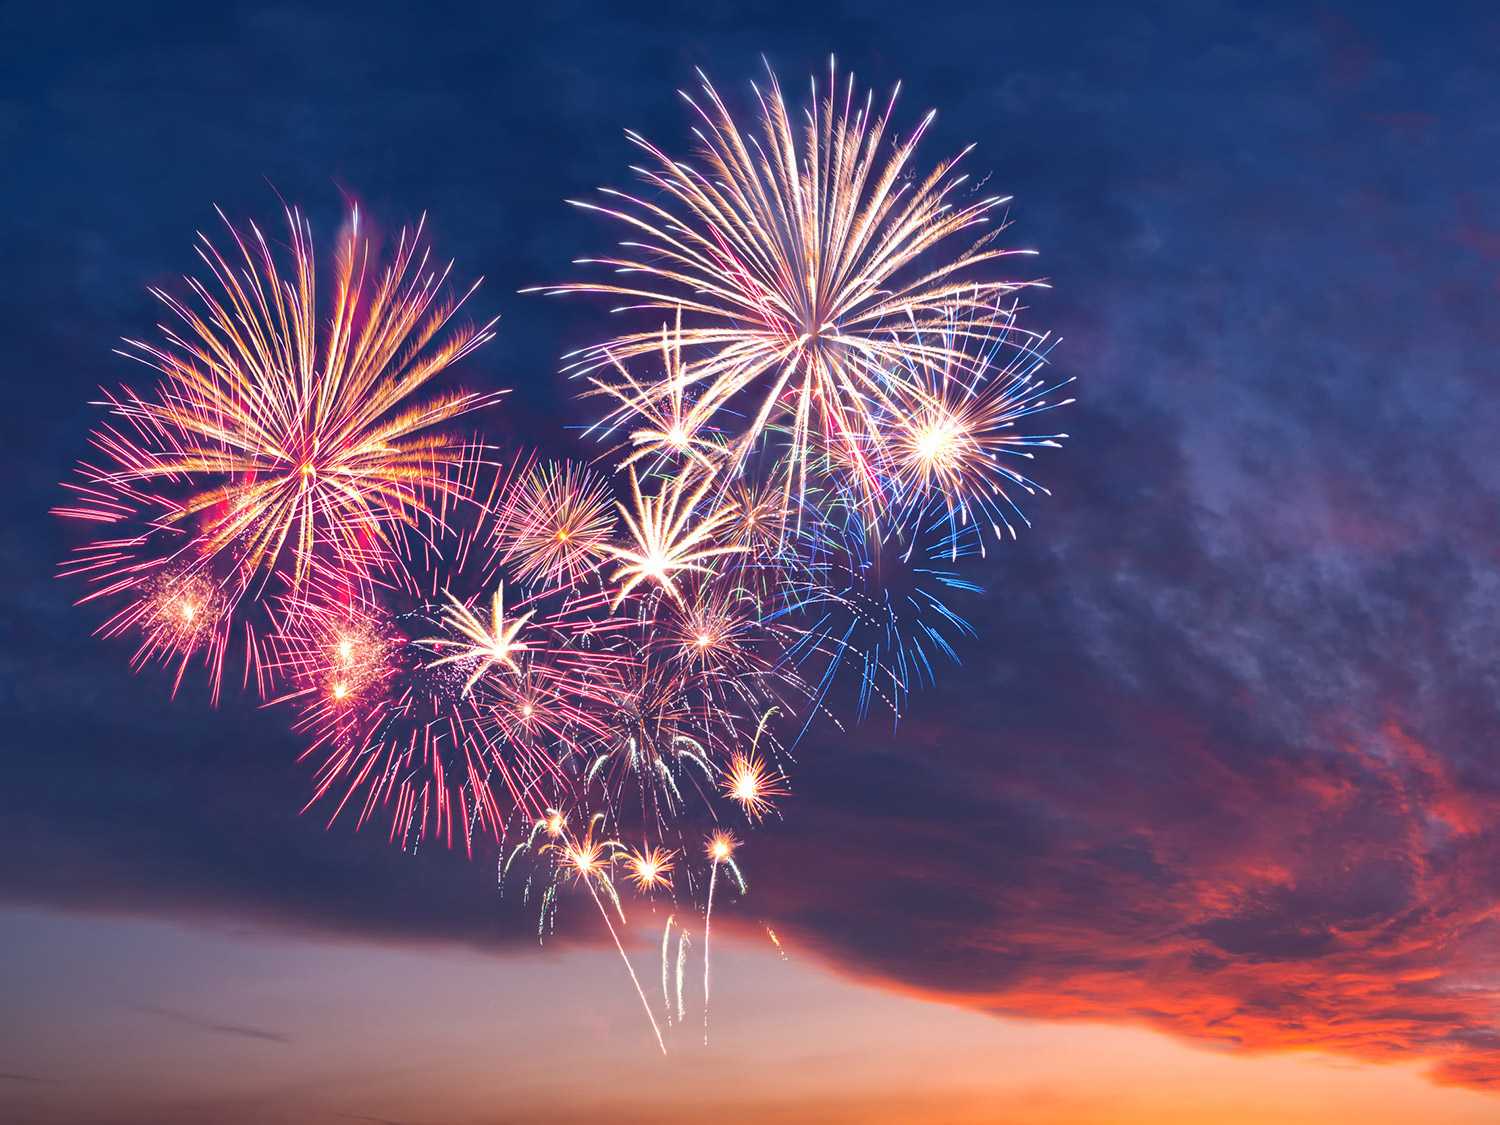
5,2,1500,1118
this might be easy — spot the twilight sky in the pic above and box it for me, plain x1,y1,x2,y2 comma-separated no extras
5,2,1500,1121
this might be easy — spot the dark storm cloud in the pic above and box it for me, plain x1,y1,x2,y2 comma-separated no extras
4,0,1500,1098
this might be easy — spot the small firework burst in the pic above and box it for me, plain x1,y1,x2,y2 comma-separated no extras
497,460,616,585
418,583,536,694
130,567,231,694
592,314,724,472
706,829,738,863
624,844,676,893
263,588,401,748
876,299,1072,556
720,751,787,821
606,465,746,606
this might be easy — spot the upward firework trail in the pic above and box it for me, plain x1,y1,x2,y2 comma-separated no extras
702,829,745,1046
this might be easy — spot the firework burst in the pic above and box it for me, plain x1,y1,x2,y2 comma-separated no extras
605,465,747,606
534,60,1043,512
721,749,787,821
263,456,625,851
874,298,1073,556
419,583,536,693
59,57,1076,1046
496,460,617,585
591,314,724,472
535,812,669,1054
57,206,503,697
625,844,676,893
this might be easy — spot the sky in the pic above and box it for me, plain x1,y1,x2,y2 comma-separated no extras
4,1,1500,1121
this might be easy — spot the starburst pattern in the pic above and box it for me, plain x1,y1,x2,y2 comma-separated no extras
419,584,535,694
535,61,1042,509
56,206,502,697
721,750,787,820
625,844,676,892
497,460,617,585
605,466,747,605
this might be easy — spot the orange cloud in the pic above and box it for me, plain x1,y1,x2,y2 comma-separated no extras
752,715,1500,1093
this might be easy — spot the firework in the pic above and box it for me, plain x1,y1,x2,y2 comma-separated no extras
269,586,521,851
105,567,233,696
658,578,808,719
590,314,724,472
539,813,668,1054
779,537,980,726
765,925,788,960
720,749,787,821
550,818,615,885
57,205,503,698
874,298,1072,556
262,589,402,753
625,844,676,893
57,61,1076,1047
419,584,535,693
264,456,629,851
706,829,738,864
668,584,760,674
496,460,617,585
533,60,1042,512
583,652,722,835
605,465,747,606
660,916,677,1025
701,829,745,1046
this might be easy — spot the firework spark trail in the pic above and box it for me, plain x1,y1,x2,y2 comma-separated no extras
676,927,691,1024
701,830,738,1046
537,813,669,1053
702,856,717,1047
766,925,788,960
660,915,675,1027
585,875,667,1055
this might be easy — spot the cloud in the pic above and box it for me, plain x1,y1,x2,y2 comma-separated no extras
5,0,1500,1101
739,386,1500,1090
126,1004,292,1045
